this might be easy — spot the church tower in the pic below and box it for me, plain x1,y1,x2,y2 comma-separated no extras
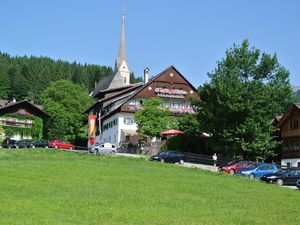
114,13,130,85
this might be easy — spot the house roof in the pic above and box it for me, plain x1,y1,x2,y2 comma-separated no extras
276,103,300,128
86,65,199,118
100,87,143,120
0,99,50,119
133,65,198,97
85,83,143,113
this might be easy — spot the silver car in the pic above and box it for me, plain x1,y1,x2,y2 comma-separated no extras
91,143,117,155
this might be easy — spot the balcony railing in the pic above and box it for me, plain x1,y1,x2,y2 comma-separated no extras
0,118,33,128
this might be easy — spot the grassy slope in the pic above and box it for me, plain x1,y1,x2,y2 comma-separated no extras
0,149,299,225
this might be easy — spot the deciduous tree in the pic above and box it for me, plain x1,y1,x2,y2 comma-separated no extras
134,98,177,138
41,80,94,142
197,40,295,159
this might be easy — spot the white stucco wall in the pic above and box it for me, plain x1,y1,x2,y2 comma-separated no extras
96,112,137,147
281,158,300,167
118,112,137,144
101,114,119,146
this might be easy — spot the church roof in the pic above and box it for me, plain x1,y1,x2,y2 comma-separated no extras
91,71,126,97
92,15,131,98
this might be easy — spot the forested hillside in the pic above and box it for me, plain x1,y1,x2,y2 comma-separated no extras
0,52,142,103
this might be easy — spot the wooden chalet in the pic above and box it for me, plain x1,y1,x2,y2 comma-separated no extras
0,99,50,140
276,103,300,167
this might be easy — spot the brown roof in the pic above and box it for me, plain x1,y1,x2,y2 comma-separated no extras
0,99,50,119
276,103,300,128
84,84,143,113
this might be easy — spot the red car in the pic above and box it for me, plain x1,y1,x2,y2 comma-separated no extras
49,139,75,150
222,161,253,175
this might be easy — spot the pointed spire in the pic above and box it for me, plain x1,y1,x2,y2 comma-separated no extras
115,13,127,71
114,12,130,85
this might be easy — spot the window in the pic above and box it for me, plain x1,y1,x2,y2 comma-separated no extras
290,120,299,130
295,120,299,129
283,142,289,151
239,162,246,167
293,142,299,151
124,118,133,125
113,118,118,126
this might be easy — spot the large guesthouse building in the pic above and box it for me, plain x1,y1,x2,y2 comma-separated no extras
85,15,199,148
277,103,300,167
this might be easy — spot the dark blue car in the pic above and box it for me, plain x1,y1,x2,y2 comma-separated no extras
237,163,278,179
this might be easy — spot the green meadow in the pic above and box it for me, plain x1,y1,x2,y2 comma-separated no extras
0,149,299,225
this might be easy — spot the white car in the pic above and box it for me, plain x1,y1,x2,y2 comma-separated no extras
91,143,117,155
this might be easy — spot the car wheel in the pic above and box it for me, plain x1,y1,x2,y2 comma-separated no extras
179,159,184,165
249,174,255,179
160,158,164,163
111,150,116,155
276,179,284,186
229,169,235,175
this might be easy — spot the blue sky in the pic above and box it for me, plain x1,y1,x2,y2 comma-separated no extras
0,0,299,88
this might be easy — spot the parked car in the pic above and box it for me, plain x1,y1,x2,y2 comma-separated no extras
221,160,254,175
260,168,300,186
31,140,49,148
91,143,117,155
15,140,33,148
49,139,74,150
236,163,278,179
2,138,18,148
296,179,300,189
150,151,187,164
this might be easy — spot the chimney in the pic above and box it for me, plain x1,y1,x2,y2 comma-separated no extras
144,67,149,84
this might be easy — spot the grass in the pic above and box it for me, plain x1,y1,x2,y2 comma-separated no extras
0,149,300,225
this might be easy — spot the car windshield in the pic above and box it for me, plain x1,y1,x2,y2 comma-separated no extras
227,161,239,166
247,164,260,169
275,169,289,174
158,151,167,156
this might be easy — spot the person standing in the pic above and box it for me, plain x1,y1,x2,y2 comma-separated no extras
213,153,218,168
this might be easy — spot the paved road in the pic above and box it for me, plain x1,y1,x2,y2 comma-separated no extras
64,150,300,191
180,162,217,172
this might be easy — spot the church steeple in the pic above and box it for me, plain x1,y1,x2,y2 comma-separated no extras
115,13,130,85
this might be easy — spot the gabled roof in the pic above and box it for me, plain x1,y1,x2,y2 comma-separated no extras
86,65,199,118
84,83,143,113
91,71,126,97
0,99,50,119
132,65,198,97
276,103,300,128
100,86,144,120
